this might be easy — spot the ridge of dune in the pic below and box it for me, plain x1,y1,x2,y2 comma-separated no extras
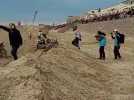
0,44,115,100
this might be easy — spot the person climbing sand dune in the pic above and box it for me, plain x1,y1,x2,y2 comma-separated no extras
72,26,82,49
0,23,23,60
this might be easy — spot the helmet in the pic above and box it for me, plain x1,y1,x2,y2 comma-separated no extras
114,29,118,32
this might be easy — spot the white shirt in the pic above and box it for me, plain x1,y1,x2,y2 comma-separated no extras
75,31,82,39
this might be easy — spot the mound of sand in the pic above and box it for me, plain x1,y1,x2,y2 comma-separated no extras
0,43,114,100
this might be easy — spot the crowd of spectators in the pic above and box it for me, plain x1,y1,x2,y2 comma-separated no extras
79,7,134,24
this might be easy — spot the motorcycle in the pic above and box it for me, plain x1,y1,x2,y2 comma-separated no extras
0,42,7,58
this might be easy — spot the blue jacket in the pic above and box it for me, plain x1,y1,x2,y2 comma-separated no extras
99,35,107,47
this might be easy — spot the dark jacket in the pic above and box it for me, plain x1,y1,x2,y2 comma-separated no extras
0,25,23,47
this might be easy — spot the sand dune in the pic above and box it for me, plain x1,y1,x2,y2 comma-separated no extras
0,15,134,100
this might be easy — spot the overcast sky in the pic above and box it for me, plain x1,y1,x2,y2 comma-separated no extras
0,0,123,24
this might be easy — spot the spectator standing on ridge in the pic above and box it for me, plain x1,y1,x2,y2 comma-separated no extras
0,23,23,60
95,31,107,60
111,29,124,60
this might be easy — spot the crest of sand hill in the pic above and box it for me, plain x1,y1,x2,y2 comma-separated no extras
0,44,114,100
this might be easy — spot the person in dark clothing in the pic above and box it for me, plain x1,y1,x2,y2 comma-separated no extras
111,29,122,60
99,46,105,60
0,23,23,60
114,46,121,59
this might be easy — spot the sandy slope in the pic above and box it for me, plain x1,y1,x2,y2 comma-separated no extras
0,17,134,100
79,17,134,99
0,45,114,100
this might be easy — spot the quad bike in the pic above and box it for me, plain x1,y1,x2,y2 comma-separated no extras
0,42,7,58
37,39,46,49
37,38,59,51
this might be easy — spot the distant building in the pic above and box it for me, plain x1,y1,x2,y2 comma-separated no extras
87,9,100,15
122,0,134,4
